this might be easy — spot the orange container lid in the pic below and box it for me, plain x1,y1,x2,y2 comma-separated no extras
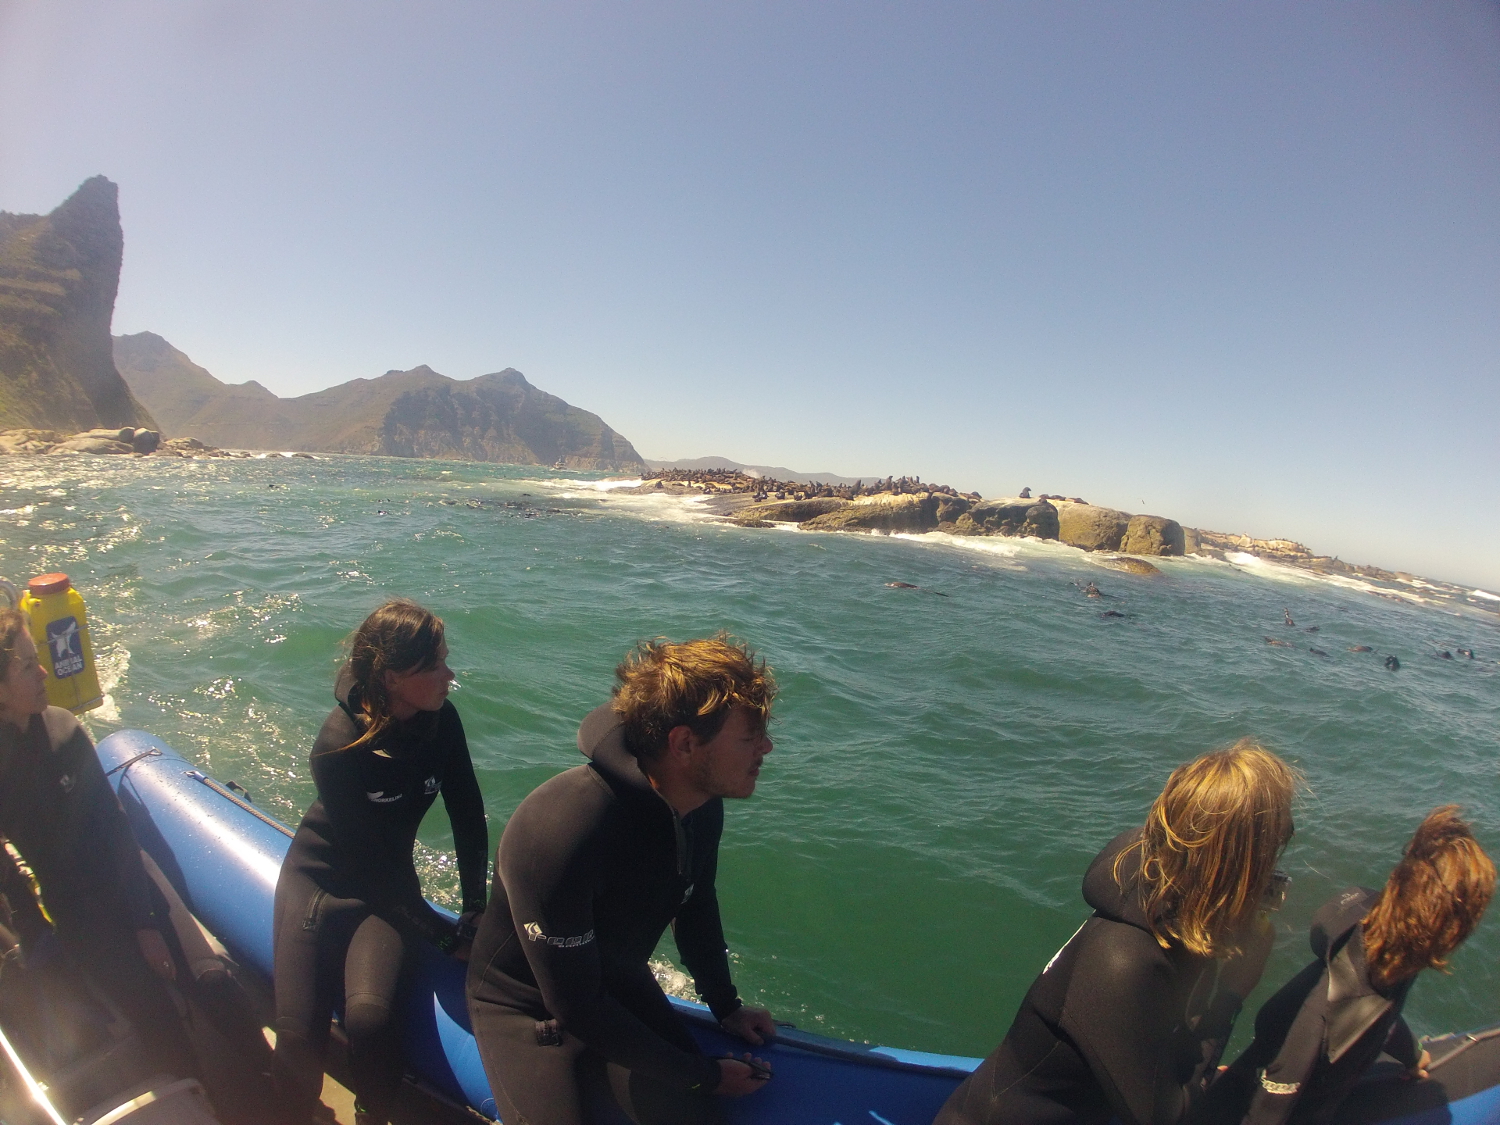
28,573,71,597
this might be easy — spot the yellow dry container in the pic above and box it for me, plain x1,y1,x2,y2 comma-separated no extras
20,573,103,714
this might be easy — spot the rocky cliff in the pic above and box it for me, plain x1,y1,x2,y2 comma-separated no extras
0,177,156,432
114,334,647,471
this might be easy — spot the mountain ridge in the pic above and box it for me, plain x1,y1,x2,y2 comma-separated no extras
113,333,646,471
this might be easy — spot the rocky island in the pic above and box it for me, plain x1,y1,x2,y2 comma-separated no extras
619,468,1420,586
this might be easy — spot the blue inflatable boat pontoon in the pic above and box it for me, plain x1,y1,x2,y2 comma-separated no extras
96,731,1500,1125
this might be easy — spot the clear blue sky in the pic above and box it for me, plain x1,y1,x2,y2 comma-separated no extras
3,2,1498,589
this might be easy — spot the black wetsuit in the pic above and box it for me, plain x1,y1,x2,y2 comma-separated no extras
1212,889,1418,1125
465,704,743,1125
0,707,196,1079
936,829,1246,1125
273,676,488,1124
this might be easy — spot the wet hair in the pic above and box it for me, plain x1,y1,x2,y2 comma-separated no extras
338,599,446,752
612,634,776,763
1119,739,1301,958
1363,806,1495,991
0,608,28,681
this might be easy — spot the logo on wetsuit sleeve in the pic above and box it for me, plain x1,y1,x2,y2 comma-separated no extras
58,773,75,794
523,921,595,948
366,791,403,804
424,776,439,795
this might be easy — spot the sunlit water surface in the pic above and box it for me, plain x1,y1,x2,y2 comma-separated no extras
2,453,1497,1057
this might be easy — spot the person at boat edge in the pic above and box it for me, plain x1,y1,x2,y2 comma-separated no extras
0,606,198,1082
934,739,1300,1125
465,633,776,1125
271,599,489,1125
1204,805,1495,1125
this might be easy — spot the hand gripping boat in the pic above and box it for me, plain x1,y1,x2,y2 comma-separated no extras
97,731,1500,1125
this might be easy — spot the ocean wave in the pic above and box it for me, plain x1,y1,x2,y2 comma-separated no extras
1472,589,1500,603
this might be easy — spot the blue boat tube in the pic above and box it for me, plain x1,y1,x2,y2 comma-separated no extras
97,730,1500,1125
96,730,976,1123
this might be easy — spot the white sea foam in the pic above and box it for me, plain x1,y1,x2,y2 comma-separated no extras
1472,589,1500,603
578,477,646,492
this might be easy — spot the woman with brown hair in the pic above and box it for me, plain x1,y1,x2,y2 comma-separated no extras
272,600,488,1125
0,607,197,1081
935,740,1301,1125
1215,806,1494,1125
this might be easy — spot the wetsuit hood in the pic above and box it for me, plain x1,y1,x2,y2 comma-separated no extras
329,663,441,746
1310,887,1376,961
1082,828,1156,936
334,664,359,714
577,703,657,797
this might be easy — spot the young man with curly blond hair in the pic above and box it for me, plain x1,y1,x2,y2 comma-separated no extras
466,635,777,1125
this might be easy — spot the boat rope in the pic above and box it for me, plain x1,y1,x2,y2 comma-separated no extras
1426,1025,1500,1070
185,770,296,839
104,746,162,776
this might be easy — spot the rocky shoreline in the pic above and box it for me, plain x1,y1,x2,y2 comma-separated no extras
0,426,299,460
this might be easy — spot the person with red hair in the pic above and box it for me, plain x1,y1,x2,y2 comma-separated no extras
1215,806,1495,1125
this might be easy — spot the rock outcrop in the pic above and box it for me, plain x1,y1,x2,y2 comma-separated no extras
0,425,201,457
1120,515,1185,557
730,497,850,524
952,499,1058,539
800,493,940,533
1055,502,1131,552
115,333,646,471
1098,556,1162,576
0,178,156,432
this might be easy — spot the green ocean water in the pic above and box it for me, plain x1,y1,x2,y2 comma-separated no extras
2,453,1498,1059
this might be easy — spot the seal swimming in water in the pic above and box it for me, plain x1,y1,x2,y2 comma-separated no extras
1284,608,1295,627
1309,647,1329,657
1458,648,1475,659
886,582,919,589
1385,655,1401,670
1434,650,1453,660
1264,637,1294,648
1348,645,1373,653
1101,609,1126,619
1304,625,1319,633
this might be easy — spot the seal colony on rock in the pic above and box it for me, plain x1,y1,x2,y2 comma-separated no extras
623,469,1191,559
617,471,1500,615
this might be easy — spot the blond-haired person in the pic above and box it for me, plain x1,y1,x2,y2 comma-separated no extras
1215,806,1494,1125
936,741,1301,1125
466,635,777,1125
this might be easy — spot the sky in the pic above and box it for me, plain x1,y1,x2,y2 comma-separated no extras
2,2,1498,589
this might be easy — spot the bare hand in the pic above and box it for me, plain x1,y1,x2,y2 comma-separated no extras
137,928,176,980
1404,1050,1431,1081
720,1005,777,1046
715,1054,772,1097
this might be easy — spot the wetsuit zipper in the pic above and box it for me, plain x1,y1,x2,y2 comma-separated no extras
302,887,327,932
